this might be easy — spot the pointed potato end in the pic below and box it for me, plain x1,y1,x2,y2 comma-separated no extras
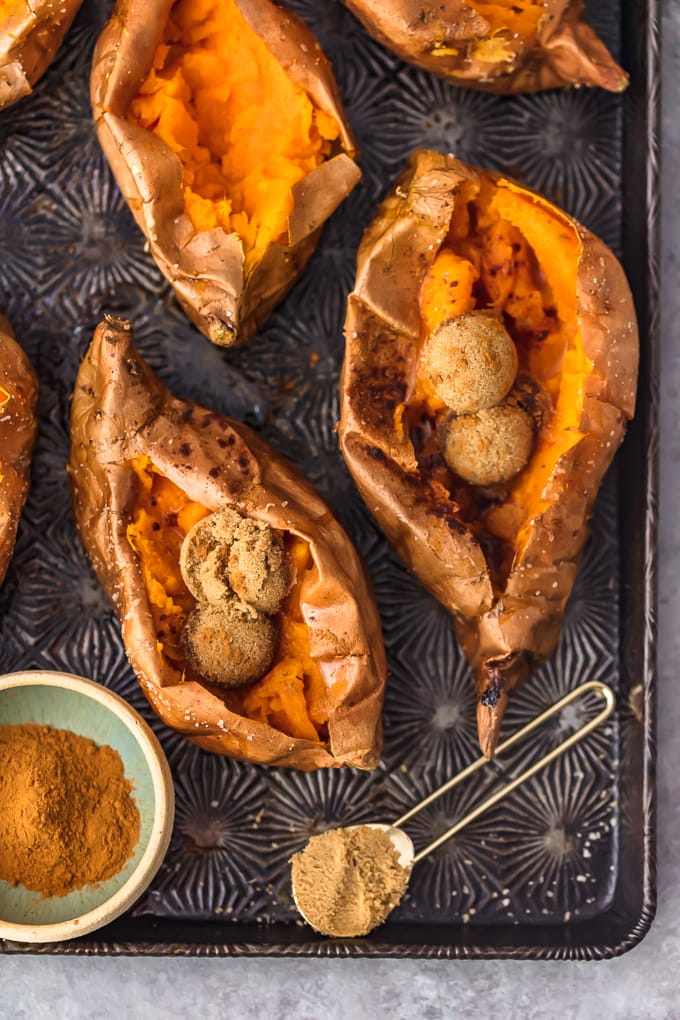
476,665,509,760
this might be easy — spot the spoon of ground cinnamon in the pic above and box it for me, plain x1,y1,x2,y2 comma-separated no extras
291,681,615,938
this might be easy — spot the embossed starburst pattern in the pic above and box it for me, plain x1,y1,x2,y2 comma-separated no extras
2,525,121,676
484,758,619,920
497,90,622,252
382,770,510,922
389,74,507,172
381,627,480,778
0,0,645,948
136,751,274,920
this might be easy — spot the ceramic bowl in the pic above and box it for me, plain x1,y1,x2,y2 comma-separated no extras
0,670,174,944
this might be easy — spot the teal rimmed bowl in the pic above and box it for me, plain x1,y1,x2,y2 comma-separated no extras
0,670,174,944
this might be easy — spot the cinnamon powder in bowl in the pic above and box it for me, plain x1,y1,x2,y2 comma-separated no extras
0,723,140,899
0,670,174,944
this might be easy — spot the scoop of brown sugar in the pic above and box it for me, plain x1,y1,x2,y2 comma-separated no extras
228,518,290,615
180,508,290,614
420,312,518,414
182,599,278,688
291,826,410,938
442,403,535,486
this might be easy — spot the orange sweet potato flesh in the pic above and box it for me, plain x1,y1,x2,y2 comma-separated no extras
341,0,627,93
69,316,386,770
339,151,638,757
91,0,360,346
128,0,343,275
0,314,37,588
125,456,331,744
0,0,84,110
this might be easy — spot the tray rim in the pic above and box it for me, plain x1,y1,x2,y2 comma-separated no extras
0,0,659,960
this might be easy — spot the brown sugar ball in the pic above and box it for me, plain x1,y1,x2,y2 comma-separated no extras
180,507,290,614
442,403,535,486
182,599,277,688
179,508,242,603
420,313,518,414
228,519,290,615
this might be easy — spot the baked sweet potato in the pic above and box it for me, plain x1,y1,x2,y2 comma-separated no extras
91,0,361,347
0,313,38,586
339,150,638,757
0,0,84,110
69,316,386,770
342,0,627,93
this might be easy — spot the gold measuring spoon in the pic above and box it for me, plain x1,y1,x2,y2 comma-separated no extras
291,679,616,937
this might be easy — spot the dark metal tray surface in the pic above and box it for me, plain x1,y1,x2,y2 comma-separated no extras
0,0,658,958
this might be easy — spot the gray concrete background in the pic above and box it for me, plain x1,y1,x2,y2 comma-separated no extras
2,4,679,1017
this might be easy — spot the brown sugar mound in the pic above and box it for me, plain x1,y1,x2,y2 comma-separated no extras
180,507,290,614
442,403,535,486
182,599,277,688
228,518,290,614
0,723,140,899
291,826,410,937
179,507,242,604
420,313,518,414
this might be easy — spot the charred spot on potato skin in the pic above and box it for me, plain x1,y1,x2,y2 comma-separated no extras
481,665,504,707
357,378,408,429
418,451,448,477
209,467,220,478
426,501,467,536
179,442,191,457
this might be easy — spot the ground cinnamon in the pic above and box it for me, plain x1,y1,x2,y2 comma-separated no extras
0,723,141,898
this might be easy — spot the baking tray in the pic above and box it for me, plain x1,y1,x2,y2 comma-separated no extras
0,0,658,959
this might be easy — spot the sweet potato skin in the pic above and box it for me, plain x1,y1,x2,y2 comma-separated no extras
0,0,84,110
90,0,361,347
69,316,386,770
0,315,38,586
339,150,638,756
342,0,628,93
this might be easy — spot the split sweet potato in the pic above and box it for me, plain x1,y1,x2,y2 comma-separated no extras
90,0,360,346
0,314,38,586
339,150,638,756
342,0,627,93
0,0,84,110
69,316,386,769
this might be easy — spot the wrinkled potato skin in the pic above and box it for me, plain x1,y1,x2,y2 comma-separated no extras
0,315,38,586
339,150,638,756
69,317,386,770
90,0,361,347
0,0,84,110
342,0,628,93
